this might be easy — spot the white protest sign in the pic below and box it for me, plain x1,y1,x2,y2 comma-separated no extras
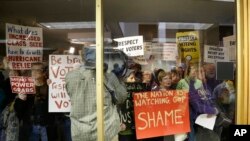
6,23,43,70
114,36,144,57
162,43,178,61
223,35,236,48
7,47,43,70
223,35,236,62
49,55,82,112
204,45,229,63
6,23,43,48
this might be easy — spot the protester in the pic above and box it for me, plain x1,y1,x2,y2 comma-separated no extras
65,47,127,141
203,63,221,93
0,76,5,113
177,65,219,141
14,62,56,141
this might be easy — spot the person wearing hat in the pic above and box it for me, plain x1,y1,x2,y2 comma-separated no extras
65,47,128,141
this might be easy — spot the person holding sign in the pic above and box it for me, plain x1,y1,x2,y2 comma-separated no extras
14,62,56,141
153,71,174,91
0,75,5,113
177,65,219,141
151,71,184,141
2,70,20,110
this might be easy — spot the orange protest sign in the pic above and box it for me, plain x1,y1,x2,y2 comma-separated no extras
133,90,190,139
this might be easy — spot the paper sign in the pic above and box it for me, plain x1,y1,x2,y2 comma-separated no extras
162,43,178,61
223,35,236,62
7,47,43,70
114,36,144,57
133,90,190,139
223,35,236,48
10,76,36,94
195,114,217,130
176,31,200,63
204,45,229,63
6,23,43,48
49,55,82,112
6,23,43,70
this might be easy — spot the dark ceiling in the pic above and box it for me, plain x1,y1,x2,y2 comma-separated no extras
0,0,235,53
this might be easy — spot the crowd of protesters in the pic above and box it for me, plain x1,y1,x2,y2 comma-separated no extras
0,53,235,141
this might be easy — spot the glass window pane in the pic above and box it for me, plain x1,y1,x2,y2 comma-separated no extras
104,0,236,141
0,0,236,141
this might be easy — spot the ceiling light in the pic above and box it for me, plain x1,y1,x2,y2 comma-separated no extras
152,38,176,43
158,22,213,30
212,0,234,2
70,38,112,44
69,47,75,54
68,32,112,44
39,21,95,29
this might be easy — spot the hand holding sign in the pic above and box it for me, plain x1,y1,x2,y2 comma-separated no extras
18,94,27,101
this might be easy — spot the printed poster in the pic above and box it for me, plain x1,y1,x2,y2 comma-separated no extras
6,23,43,70
49,55,82,112
114,36,144,57
133,90,190,139
204,45,229,63
176,31,200,63
10,76,36,94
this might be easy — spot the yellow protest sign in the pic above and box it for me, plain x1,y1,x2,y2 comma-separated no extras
176,31,200,63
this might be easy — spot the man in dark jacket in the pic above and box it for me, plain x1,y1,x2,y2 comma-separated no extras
15,62,56,141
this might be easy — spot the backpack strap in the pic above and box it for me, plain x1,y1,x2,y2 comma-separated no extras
104,83,117,105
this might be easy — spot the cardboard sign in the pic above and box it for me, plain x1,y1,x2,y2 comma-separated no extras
10,76,36,94
133,90,190,139
114,36,144,57
6,23,43,70
49,55,82,112
204,45,229,63
176,31,200,63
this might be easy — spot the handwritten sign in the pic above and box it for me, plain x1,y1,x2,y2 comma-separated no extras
6,23,43,70
114,36,144,57
133,90,190,139
7,47,43,70
204,45,229,63
119,83,148,135
10,76,36,94
49,55,82,112
176,31,200,63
